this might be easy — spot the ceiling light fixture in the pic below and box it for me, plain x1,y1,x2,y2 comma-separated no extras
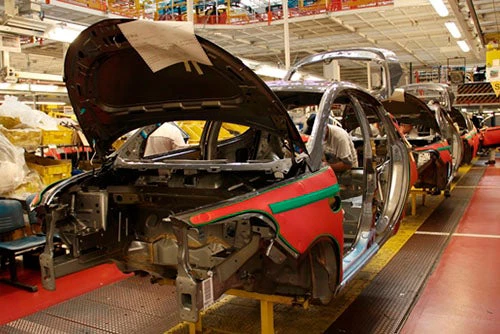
444,21,461,38
428,0,448,17
457,40,470,52
254,65,287,79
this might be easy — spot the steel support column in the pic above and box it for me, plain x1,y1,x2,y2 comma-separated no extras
283,0,290,70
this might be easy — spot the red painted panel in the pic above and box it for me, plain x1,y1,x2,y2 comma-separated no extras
409,153,418,187
189,168,344,254
481,126,500,147
415,141,453,163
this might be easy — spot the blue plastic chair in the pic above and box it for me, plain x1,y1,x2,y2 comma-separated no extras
0,199,46,292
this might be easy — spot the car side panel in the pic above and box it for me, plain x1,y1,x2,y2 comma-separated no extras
188,167,344,254
463,128,480,160
415,141,453,163
481,126,500,148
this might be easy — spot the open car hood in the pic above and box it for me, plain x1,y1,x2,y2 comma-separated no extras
64,19,305,156
382,91,440,131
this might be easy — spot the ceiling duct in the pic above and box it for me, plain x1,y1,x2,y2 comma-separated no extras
1,0,47,34
2,16,48,33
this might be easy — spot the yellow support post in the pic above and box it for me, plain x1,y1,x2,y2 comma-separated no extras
182,289,309,333
409,188,426,216
260,300,274,334
225,289,309,333
188,317,202,334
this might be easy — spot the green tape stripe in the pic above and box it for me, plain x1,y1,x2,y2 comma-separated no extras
437,145,451,152
269,184,340,214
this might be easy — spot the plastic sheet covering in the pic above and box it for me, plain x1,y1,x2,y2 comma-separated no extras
2,171,44,200
0,95,59,130
0,132,28,195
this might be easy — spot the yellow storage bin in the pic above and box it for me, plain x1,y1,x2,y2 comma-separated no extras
41,126,74,145
25,154,72,185
0,126,42,151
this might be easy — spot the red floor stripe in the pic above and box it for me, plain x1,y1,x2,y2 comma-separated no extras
456,164,500,235
402,163,500,334
0,263,130,325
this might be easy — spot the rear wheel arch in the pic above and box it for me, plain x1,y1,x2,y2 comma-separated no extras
304,236,341,304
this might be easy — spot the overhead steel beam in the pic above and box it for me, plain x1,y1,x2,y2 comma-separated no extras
0,25,45,38
16,71,63,82
327,16,377,45
365,12,429,67
448,0,482,60
283,0,290,69
465,0,485,47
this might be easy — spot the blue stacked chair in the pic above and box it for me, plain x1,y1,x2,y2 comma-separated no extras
0,199,46,292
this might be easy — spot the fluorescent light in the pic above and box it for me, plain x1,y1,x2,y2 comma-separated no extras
457,40,470,52
445,21,461,38
254,65,287,79
428,0,448,17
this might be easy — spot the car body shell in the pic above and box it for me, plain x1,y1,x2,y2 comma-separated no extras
400,83,469,167
34,19,411,322
283,47,403,100
382,91,455,194
448,107,480,164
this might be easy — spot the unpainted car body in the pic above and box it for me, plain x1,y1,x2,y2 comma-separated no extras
279,47,418,187
34,19,411,322
448,107,480,164
382,91,456,195
401,83,474,165
283,47,403,100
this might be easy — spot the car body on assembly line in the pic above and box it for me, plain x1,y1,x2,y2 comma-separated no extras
279,47,417,186
283,47,404,100
448,107,480,164
382,90,458,196
401,83,475,165
34,19,411,322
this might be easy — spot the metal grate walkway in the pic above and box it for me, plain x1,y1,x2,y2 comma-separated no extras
0,276,182,334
